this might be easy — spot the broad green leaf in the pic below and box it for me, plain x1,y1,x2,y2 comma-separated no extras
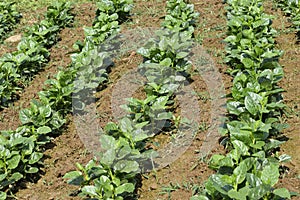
246,173,262,188
82,186,98,197
249,141,265,150
273,188,291,199
227,101,245,115
0,192,6,200
176,51,189,59
208,174,233,195
264,139,284,151
247,184,271,200
37,126,51,134
115,183,135,195
261,163,279,186
232,140,249,156
19,109,32,124
160,58,172,67
241,57,254,69
63,171,82,179
278,154,292,163
7,154,21,169
101,149,116,166
100,135,116,150
63,171,84,185
224,35,237,43
245,92,262,116
29,152,43,164
119,117,133,134
209,154,225,169
114,160,139,173
25,167,39,173
0,173,7,182
233,161,248,184
117,145,131,159
10,172,23,182
156,112,172,120
228,186,249,200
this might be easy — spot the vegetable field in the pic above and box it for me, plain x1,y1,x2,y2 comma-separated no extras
0,0,299,199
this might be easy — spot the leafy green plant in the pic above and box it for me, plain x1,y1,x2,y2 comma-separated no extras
162,0,199,35
0,1,74,108
274,0,300,40
137,30,193,74
191,0,292,199
0,1,22,42
38,70,76,115
64,135,140,200
65,1,199,200
0,2,75,197
96,0,133,22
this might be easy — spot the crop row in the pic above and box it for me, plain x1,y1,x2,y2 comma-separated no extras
274,0,300,40
0,1,74,107
0,0,133,199
0,1,22,42
64,0,199,199
192,0,292,199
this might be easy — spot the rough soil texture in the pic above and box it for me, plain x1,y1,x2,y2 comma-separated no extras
264,1,300,196
0,0,298,199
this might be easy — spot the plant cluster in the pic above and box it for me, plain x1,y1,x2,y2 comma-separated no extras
0,2,76,199
162,0,199,36
0,2,74,107
0,1,22,42
192,0,292,199
274,0,300,40
3,0,135,199
64,0,199,199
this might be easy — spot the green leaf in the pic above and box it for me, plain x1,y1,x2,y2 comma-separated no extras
10,172,23,182
261,163,279,186
209,154,226,169
115,183,135,195
208,174,233,195
160,58,172,67
37,126,52,134
19,109,32,124
241,57,254,69
245,92,262,116
114,160,139,173
227,101,245,115
25,167,39,173
228,186,249,200
82,185,98,197
0,192,6,200
273,188,291,199
100,135,116,150
176,51,189,59
157,112,172,120
63,171,82,179
246,173,262,187
63,171,84,185
278,154,292,163
101,149,116,166
0,173,7,182
264,139,284,151
29,152,43,164
7,154,21,169
232,140,249,156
